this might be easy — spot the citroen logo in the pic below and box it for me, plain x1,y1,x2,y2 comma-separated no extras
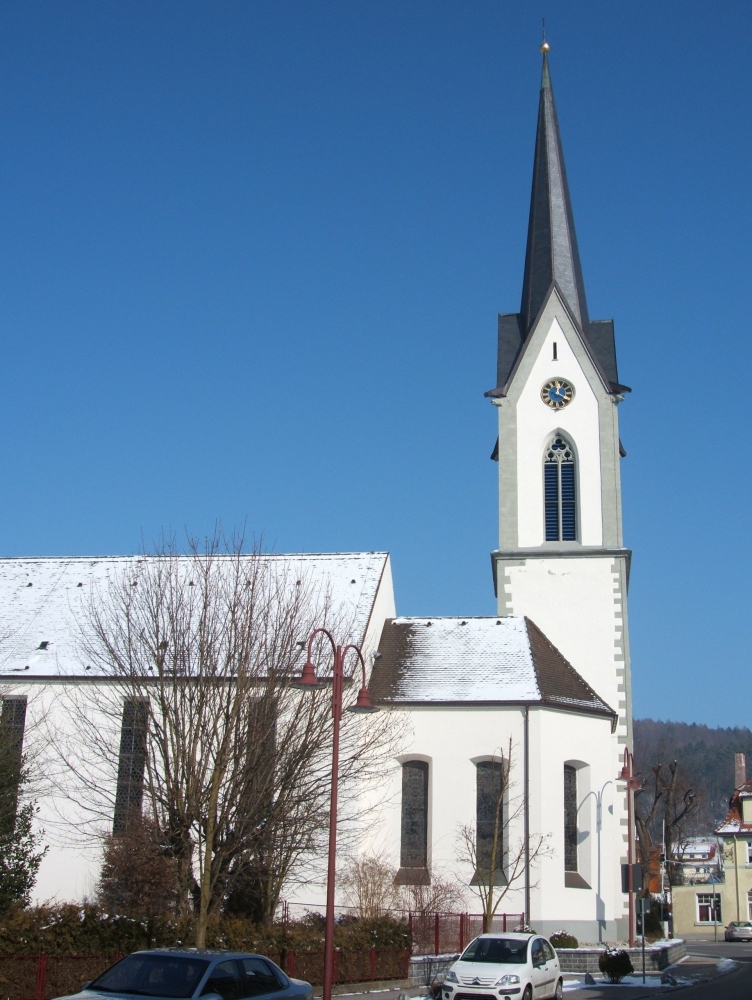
472,979,481,986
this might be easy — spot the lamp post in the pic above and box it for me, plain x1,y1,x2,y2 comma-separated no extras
294,628,378,1000
618,747,639,947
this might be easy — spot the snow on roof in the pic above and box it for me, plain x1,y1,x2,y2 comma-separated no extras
369,614,615,716
0,553,389,678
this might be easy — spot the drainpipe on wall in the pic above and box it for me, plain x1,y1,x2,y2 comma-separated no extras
524,705,530,925
734,837,741,921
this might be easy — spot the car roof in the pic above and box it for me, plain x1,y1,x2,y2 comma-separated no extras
472,933,534,941
132,950,269,960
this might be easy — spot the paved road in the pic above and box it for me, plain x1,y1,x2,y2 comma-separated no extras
676,940,752,998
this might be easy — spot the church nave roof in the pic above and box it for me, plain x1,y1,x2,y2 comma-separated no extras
369,613,615,721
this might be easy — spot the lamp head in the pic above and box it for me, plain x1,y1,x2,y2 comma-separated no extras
347,686,379,714
292,659,321,689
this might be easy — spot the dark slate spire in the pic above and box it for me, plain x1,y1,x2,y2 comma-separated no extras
520,50,589,333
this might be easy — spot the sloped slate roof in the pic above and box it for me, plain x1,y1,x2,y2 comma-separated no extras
0,552,389,679
520,52,589,335
369,614,615,719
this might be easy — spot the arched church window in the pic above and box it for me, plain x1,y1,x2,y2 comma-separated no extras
544,435,577,541
564,764,578,873
400,760,428,870
476,760,503,875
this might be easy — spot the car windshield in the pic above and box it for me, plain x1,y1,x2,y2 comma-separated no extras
461,938,527,964
89,954,211,998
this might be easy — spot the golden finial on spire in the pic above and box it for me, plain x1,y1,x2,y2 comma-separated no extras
540,17,549,53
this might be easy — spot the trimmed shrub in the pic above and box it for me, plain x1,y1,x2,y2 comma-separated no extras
598,949,633,984
0,904,410,956
549,931,578,949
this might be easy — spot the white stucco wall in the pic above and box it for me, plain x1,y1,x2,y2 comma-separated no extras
501,557,622,713
515,316,603,548
354,703,626,936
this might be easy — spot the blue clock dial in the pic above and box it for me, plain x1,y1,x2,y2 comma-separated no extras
540,379,574,409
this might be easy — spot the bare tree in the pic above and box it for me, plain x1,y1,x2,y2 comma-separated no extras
339,853,400,919
455,740,550,924
340,851,465,920
395,867,465,916
54,534,400,946
635,760,697,891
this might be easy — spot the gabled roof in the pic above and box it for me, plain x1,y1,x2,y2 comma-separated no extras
0,553,390,678
716,779,752,835
486,52,627,399
369,614,615,720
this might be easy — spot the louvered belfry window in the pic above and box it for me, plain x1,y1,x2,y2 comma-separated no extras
400,760,428,869
545,435,577,541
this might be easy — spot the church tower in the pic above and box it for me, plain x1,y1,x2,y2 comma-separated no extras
487,48,632,752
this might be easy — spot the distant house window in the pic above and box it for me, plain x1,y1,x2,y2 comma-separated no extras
564,765,578,872
544,436,576,541
476,761,503,874
748,890,752,921
400,760,428,870
113,698,148,835
697,893,721,923
747,841,752,864
0,698,27,831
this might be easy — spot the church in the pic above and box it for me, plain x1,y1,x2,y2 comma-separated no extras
0,49,632,943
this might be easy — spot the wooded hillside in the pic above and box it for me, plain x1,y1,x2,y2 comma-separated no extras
634,718,752,833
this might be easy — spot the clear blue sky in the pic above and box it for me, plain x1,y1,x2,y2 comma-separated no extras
0,2,746,726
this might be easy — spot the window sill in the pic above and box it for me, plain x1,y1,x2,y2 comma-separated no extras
470,870,508,887
565,872,591,889
394,867,430,886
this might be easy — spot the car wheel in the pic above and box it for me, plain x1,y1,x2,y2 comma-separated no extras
554,979,563,1000
522,987,532,1000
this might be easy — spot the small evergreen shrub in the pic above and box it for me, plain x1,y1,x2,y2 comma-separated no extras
549,931,578,949
598,949,633,984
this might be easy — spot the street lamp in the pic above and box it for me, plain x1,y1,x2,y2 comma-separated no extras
294,628,378,1000
617,747,639,948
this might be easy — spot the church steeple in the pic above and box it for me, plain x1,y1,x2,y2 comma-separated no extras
520,48,589,334
488,46,626,398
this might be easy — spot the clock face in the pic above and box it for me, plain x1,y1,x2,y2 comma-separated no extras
541,378,574,409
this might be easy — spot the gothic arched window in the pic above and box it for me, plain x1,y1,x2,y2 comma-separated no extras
544,435,577,541
400,760,428,870
476,760,503,874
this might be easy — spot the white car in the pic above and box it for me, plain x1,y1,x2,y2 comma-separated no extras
442,932,562,1000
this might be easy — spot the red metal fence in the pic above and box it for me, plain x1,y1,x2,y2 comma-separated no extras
408,912,525,956
284,948,410,985
0,949,412,999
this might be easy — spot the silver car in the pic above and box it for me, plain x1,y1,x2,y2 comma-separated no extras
724,921,752,942
55,949,314,1000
